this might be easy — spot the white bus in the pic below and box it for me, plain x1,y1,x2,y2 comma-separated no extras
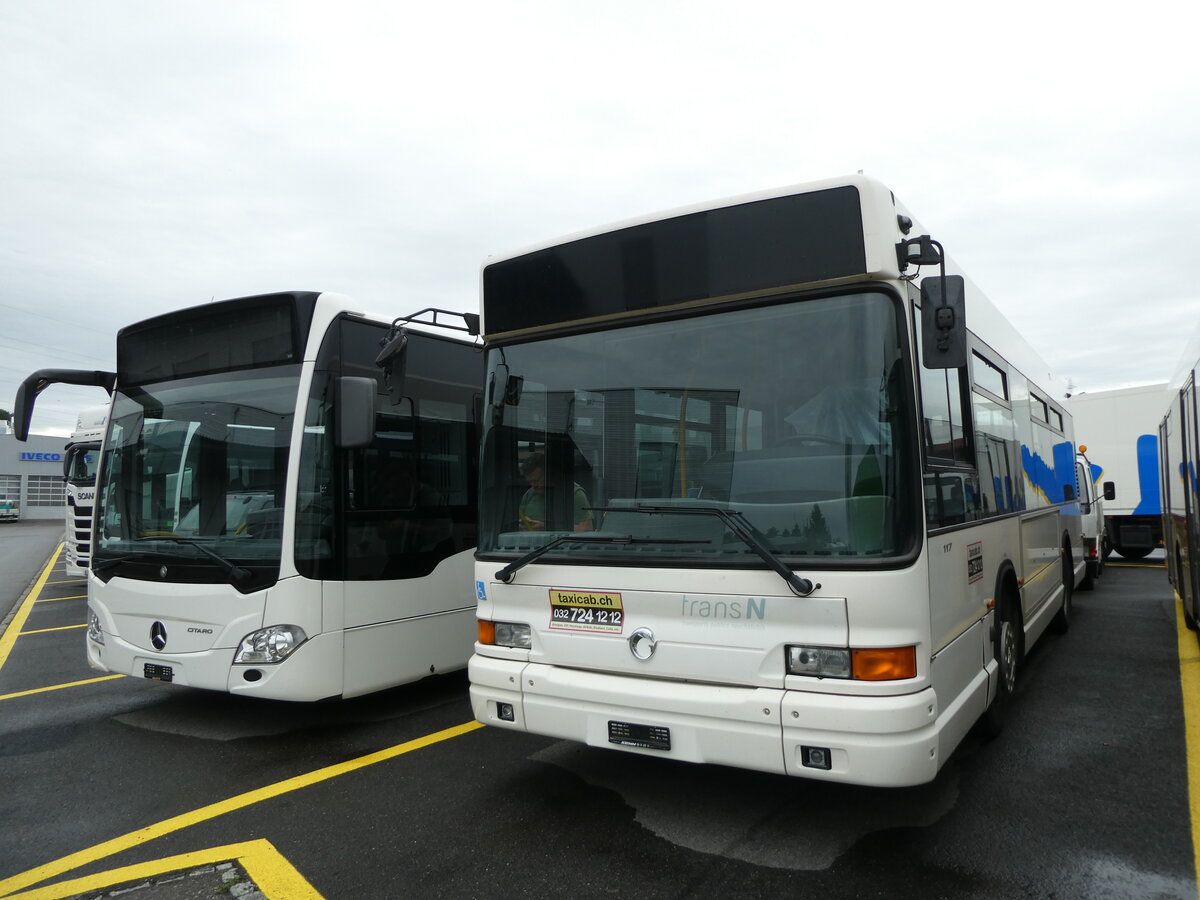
469,175,1086,787
15,292,482,701
63,405,108,577
1161,329,1200,635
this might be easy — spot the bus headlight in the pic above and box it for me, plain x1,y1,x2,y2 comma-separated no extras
477,619,532,649
786,645,850,678
786,645,917,680
234,625,308,664
87,609,104,645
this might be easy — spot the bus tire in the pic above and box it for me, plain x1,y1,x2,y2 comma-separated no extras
981,582,1022,738
1078,562,1095,592
1052,544,1073,632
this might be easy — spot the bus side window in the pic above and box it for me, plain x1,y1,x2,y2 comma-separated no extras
924,470,980,528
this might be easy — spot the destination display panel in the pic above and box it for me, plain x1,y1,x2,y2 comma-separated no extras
483,185,866,337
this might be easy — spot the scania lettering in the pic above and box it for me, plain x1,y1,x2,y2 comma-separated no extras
468,175,1086,787
15,292,482,701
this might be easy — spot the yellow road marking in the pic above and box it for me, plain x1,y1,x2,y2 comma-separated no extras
1175,597,1200,897
0,839,321,900
0,546,63,674
0,675,125,702
34,595,86,603
0,719,484,896
20,624,86,635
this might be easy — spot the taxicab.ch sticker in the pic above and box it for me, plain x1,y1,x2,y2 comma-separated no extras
549,589,624,633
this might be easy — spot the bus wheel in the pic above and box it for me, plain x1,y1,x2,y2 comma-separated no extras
1181,553,1197,631
1052,545,1073,632
981,591,1021,738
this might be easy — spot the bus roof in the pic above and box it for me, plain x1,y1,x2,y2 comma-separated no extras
480,174,1070,406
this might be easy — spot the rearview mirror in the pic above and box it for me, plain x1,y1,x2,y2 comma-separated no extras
920,276,968,369
336,376,376,449
14,368,116,441
374,331,409,405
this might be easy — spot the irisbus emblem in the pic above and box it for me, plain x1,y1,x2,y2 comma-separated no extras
150,621,167,651
628,627,657,661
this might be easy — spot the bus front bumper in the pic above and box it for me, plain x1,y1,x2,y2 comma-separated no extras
469,654,941,787
86,630,344,701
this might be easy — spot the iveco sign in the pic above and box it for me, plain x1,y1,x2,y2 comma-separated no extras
19,452,63,462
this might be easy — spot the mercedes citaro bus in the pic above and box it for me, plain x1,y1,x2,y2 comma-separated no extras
16,292,482,700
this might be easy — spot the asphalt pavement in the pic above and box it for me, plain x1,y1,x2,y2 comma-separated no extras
0,519,65,622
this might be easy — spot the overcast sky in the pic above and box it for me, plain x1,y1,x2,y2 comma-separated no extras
3,0,1197,436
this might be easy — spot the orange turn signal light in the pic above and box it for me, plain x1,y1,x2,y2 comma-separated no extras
851,646,917,681
477,620,496,645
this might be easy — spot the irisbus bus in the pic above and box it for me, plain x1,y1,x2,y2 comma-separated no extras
15,292,482,701
468,175,1086,787
63,405,107,577
1161,328,1200,637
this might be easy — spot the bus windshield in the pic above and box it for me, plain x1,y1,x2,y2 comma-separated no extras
94,367,300,590
479,291,918,565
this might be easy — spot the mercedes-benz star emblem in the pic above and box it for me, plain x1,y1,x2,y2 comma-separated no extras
628,627,657,661
150,621,168,651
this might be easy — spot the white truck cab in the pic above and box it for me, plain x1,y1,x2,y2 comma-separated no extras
1075,447,1115,589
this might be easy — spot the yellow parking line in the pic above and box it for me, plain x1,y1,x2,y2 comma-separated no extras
1175,597,1200,896
0,675,125,702
0,719,484,897
19,624,86,635
0,839,321,900
0,546,62,674
34,595,86,603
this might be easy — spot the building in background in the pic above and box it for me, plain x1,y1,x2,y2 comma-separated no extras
0,427,69,522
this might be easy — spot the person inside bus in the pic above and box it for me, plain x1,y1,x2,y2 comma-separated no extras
519,451,593,532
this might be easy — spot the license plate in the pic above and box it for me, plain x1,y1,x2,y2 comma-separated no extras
609,720,670,751
144,663,174,683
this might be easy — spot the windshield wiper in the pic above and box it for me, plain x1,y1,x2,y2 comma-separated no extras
495,533,707,585
631,504,820,597
151,537,253,584
90,554,139,575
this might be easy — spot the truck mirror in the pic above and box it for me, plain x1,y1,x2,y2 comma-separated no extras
1103,481,1116,501
920,276,968,369
335,376,376,449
